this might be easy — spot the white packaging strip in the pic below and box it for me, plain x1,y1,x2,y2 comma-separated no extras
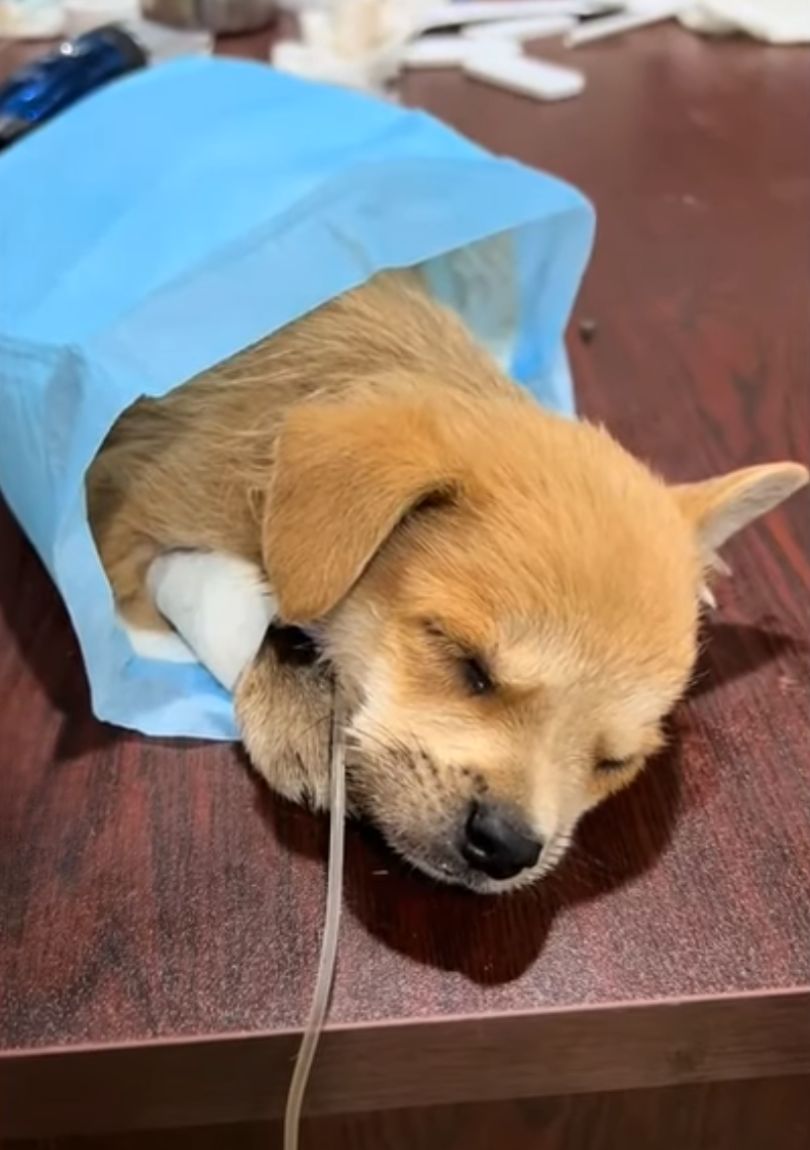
463,14,578,41
402,33,518,68
464,51,586,101
422,0,610,29
565,2,684,45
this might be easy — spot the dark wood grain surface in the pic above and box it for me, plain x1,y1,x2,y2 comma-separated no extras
9,1076,810,1150
2,20,810,1141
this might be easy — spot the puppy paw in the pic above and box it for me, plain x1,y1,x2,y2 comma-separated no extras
234,625,334,809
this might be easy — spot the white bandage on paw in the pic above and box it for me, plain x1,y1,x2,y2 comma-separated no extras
146,551,277,691
123,623,198,665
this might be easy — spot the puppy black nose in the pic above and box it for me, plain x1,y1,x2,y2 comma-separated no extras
461,801,542,881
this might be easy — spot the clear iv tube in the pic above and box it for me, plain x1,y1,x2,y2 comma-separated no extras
283,692,347,1150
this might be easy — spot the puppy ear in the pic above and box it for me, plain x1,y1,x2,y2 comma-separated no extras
263,397,458,623
674,462,808,555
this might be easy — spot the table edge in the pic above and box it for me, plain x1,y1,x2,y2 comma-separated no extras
2,989,809,1138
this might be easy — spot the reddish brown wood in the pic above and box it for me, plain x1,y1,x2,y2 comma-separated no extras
6,1076,810,1150
2,22,810,1143
2,993,810,1138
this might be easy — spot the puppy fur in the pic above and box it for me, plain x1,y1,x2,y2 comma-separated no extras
87,271,808,891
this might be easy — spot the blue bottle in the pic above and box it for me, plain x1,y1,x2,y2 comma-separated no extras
0,21,210,150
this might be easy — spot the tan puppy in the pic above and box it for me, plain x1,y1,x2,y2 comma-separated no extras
87,272,808,892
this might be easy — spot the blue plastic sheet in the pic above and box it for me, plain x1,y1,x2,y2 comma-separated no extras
0,57,594,740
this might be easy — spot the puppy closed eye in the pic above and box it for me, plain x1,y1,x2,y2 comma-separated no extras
460,654,495,697
595,757,632,774
421,620,496,697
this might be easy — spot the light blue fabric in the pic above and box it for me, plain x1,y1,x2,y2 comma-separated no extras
0,57,594,740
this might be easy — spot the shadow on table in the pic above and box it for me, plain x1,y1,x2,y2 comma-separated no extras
2,509,804,984
262,738,684,988
688,617,809,699
265,614,806,987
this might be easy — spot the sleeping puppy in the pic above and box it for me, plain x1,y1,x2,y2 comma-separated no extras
87,271,808,892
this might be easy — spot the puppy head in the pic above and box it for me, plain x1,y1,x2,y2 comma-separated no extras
264,391,807,892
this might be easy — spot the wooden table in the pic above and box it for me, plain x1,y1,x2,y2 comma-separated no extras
2,20,810,1150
